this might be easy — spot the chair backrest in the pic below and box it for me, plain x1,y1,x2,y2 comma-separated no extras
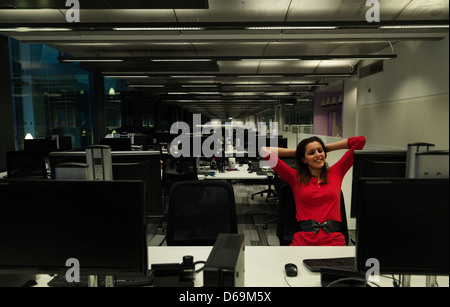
275,179,349,246
166,180,238,246
275,180,298,246
6,151,48,179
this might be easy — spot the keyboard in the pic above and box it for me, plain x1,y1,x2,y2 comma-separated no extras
47,271,154,287
303,257,356,272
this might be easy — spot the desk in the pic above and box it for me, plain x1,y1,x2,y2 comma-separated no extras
198,164,270,180
34,246,449,287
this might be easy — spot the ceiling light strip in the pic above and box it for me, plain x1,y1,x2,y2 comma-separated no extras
113,27,204,31
246,26,338,30
151,59,213,62
0,27,72,32
379,25,449,29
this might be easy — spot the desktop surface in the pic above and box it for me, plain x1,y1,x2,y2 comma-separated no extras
32,246,449,287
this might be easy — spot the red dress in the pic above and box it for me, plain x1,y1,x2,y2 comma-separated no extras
266,136,366,246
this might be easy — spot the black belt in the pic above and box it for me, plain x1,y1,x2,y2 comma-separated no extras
298,220,342,234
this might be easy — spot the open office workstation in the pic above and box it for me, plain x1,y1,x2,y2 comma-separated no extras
0,1,449,288
0,135,449,287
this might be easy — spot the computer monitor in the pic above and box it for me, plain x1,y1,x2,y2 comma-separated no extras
6,151,48,179
24,138,57,157
111,151,163,217
355,178,449,276
100,138,132,151
57,136,73,151
48,150,163,216
0,179,148,277
351,150,407,218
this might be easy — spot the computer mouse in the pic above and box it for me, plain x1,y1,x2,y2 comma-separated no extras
285,263,298,277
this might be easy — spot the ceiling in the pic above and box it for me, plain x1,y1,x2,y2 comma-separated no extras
0,0,448,120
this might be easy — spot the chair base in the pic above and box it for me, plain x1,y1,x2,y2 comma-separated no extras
251,188,278,203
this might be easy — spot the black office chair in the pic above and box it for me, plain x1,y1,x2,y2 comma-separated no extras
166,180,238,246
5,151,48,179
250,140,289,203
275,179,349,246
260,157,298,228
250,158,278,203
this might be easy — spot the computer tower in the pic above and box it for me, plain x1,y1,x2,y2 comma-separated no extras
86,145,113,180
203,234,245,287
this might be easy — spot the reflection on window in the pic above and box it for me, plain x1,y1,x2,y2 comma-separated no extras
9,38,93,150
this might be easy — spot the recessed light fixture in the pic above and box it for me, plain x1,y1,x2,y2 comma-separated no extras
379,24,449,29
182,84,219,88
128,85,165,88
246,26,338,30
62,59,124,63
151,59,213,62
113,27,204,31
0,27,72,32
105,75,149,78
240,58,301,61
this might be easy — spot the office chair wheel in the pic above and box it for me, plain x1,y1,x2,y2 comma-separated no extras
251,195,254,200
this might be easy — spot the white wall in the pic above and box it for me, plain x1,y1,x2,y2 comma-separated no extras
356,35,449,150
344,35,450,230
342,79,358,139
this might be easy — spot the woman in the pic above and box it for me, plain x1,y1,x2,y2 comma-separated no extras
261,135,366,246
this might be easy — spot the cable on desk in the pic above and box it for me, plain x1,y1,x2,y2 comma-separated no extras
194,261,206,273
158,236,166,246
284,275,293,287
325,277,369,287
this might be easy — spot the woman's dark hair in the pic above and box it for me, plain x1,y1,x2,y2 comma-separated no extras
295,136,329,186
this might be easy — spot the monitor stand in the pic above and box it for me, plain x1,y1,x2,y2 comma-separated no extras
400,275,411,287
426,275,438,287
401,275,438,287
87,275,115,287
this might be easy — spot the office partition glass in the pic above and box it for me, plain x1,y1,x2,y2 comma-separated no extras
8,38,94,150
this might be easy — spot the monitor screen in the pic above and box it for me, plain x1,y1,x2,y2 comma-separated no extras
351,150,407,218
111,151,163,217
57,136,73,151
0,179,148,276
48,151,163,216
355,178,449,275
24,138,57,157
6,151,48,179
100,138,132,151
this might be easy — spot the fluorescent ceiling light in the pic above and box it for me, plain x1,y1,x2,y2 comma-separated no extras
62,59,124,62
224,83,327,87
246,26,337,30
237,75,284,78
151,59,213,62
128,85,165,88
379,25,449,29
113,27,204,31
0,27,72,32
105,75,149,78
170,75,216,78
182,84,219,88
240,58,301,61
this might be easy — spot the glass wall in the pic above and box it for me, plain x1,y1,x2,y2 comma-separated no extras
282,100,314,134
9,38,94,150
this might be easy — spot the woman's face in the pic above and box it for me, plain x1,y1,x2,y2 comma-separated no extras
301,141,326,170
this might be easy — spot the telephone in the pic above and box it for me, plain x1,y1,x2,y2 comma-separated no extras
247,161,261,173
